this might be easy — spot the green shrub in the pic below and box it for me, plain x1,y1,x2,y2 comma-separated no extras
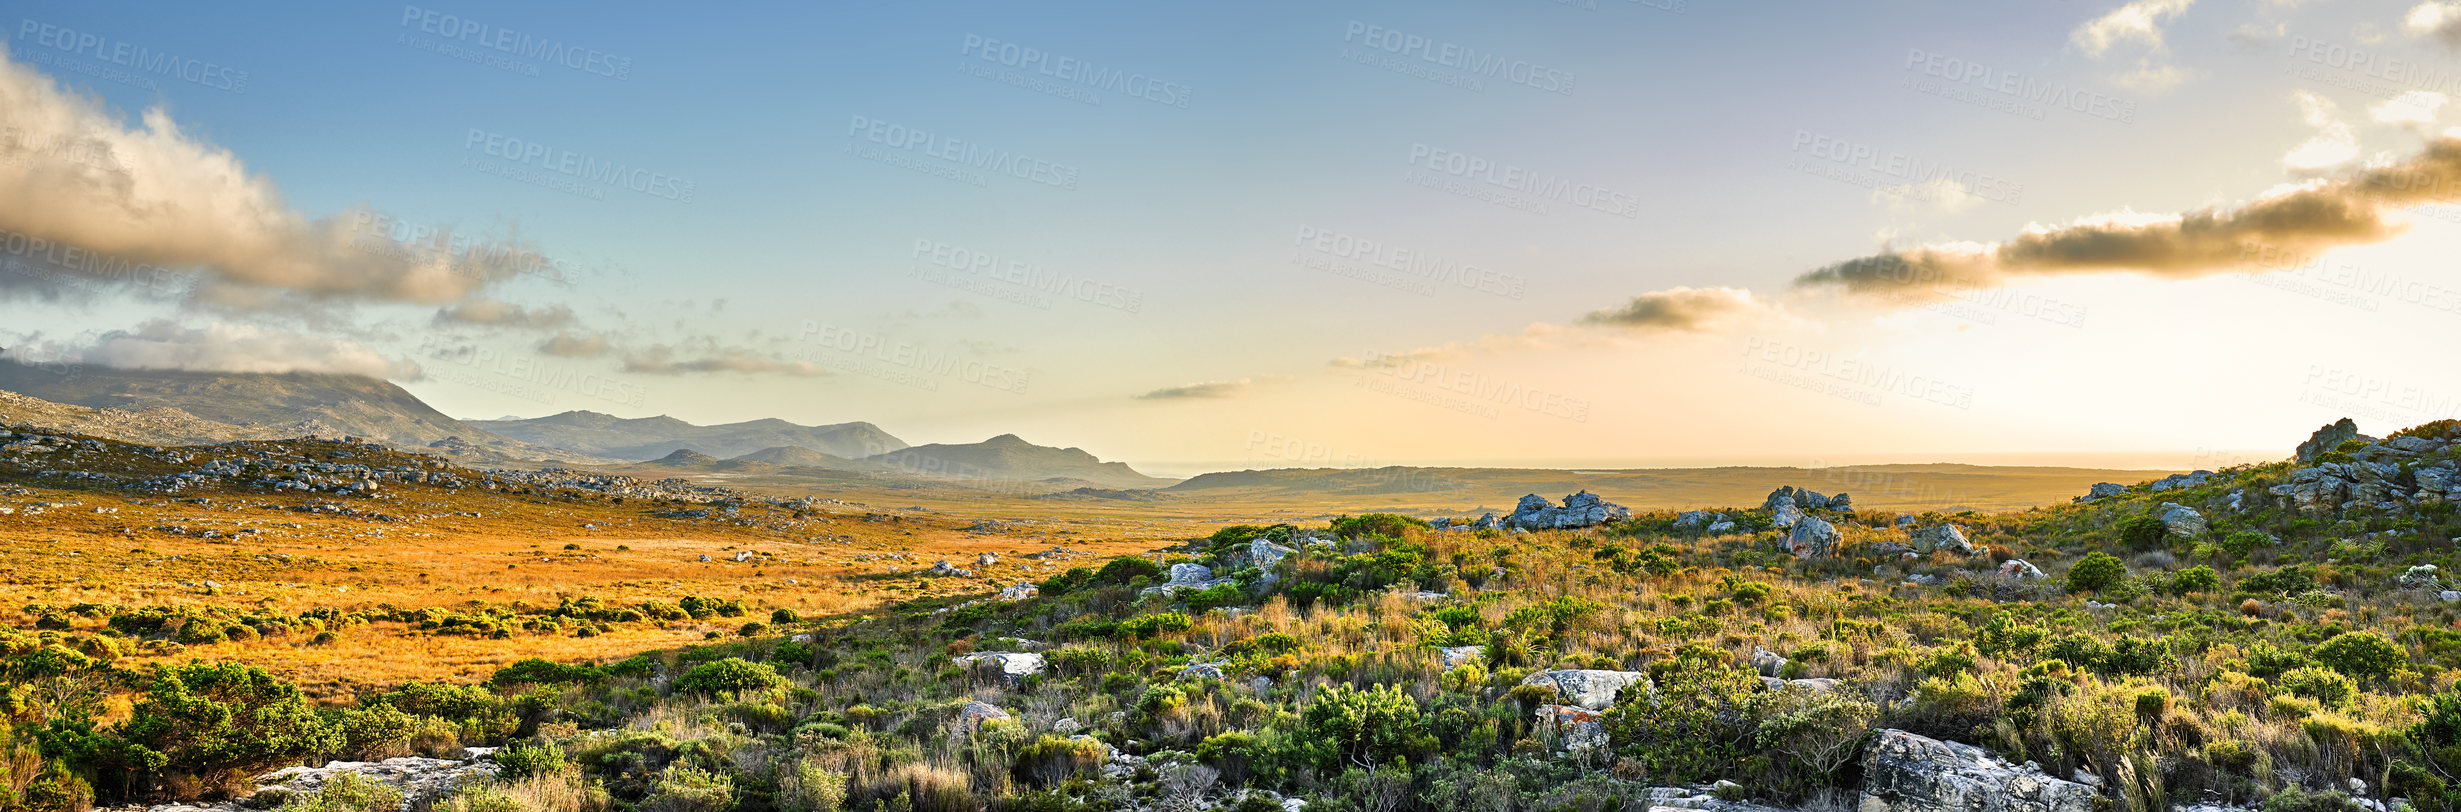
121,662,342,799
2117,516,2168,548
495,739,566,779
1328,513,1429,540
1093,557,1163,586
2065,553,2127,594
2279,667,2358,708
489,658,606,688
278,772,402,812
776,759,847,812
1302,683,1422,769
2314,631,2406,679
640,764,734,812
333,704,418,761
1012,734,1108,786
673,658,787,696
2172,566,2220,594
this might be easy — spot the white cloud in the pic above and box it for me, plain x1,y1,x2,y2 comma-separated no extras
6,320,417,378
2283,91,2359,172
0,48,528,306
2408,2,2461,46
2072,0,2196,56
2372,90,2450,127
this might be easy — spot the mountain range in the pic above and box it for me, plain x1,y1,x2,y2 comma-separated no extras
470,411,908,460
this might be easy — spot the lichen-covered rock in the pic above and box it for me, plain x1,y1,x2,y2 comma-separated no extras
1503,491,1631,530
1858,729,2096,812
1911,525,1973,555
1784,516,1840,558
1520,669,1648,710
1534,704,1607,752
2157,502,2208,538
959,701,1012,731
1998,559,2046,580
1440,645,1485,668
2298,418,2361,462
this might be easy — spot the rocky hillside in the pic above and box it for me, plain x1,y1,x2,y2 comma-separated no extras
0,389,319,446
863,433,1174,489
470,410,908,460
0,361,595,464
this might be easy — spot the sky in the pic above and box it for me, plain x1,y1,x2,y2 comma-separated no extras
4,0,2461,476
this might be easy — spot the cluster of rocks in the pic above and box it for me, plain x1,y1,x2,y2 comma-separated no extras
954,651,1045,680
1438,491,1631,532
1764,485,1850,528
1141,562,1234,596
2269,419,2461,513
927,559,976,577
102,751,501,812
2078,471,2217,503
1858,729,2096,812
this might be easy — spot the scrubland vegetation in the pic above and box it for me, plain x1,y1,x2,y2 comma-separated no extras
8,428,2461,812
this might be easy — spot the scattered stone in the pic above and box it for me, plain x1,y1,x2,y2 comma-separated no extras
928,560,975,577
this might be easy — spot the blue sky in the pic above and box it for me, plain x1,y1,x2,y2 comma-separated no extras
7,0,2461,474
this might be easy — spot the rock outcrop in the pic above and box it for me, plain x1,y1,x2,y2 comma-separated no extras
1141,562,1234,596
1910,524,1973,555
1534,704,1608,752
1998,559,2047,580
1858,729,2096,812
1503,491,1631,530
1784,516,1840,559
2157,503,2208,538
1520,669,1648,710
2298,418,2362,463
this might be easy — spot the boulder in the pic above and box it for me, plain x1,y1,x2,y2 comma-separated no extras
1439,645,1486,669
1706,520,1739,534
1998,559,2047,580
1169,563,1214,584
1674,510,1714,530
1784,516,1840,558
954,651,1046,679
255,757,499,810
2297,418,2361,463
1052,717,1082,735
1858,729,2096,812
1520,669,1648,710
1000,583,1038,601
958,701,1012,731
928,560,975,577
1534,704,1608,752
1911,524,1974,555
976,552,998,567
1830,492,1853,510
1503,490,1631,530
1749,647,1787,677
2157,502,2208,538
2083,482,2126,501
1249,538,1297,568
1771,501,1805,529
1179,662,1226,680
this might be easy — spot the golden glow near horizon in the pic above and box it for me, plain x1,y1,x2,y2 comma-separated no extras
2,2,2459,473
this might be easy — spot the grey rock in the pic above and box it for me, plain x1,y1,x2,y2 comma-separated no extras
1503,490,1632,531
1534,704,1608,752
999,582,1038,601
954,651,1046,678
958,701,1012,731
1784,516,1840,558
1911,524,1974,555
1858,728,2096,812
1749,647,1787,677
1521,669,1648,710
2085,482,2127,501
2298,418,2360,463
2158,502,2208,538
1249,538,1297,568
1998,559,2047,580
1440,645,1486,669
1706,520,1739,534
